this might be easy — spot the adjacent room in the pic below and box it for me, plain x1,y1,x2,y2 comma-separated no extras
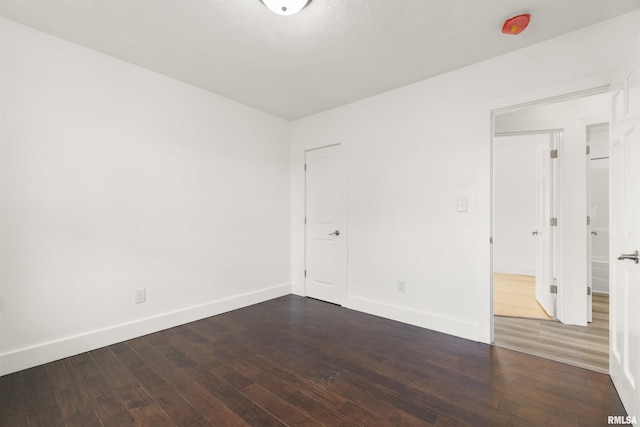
1,1,640,425
492,92,611,373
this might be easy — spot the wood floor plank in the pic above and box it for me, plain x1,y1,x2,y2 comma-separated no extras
285,390,362,427
52,383,101,426
214,347,362,427
183,363,286,426
121,385,176,427
26,404,66,427
0,295,627,427
70,352,134,425
20,365,58,413
127,337,250,426
90,346,175,426
0,373,29,427
45,359,77,389
247,351,373,422
109,341,208,427
241,382,324,427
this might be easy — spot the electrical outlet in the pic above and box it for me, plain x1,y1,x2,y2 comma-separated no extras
457,197,468,212
135,288,146,304
397,281,406,293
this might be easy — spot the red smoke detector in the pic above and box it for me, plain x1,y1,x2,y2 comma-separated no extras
502,14,531,35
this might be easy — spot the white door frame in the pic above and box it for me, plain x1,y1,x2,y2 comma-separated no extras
490,85,611,341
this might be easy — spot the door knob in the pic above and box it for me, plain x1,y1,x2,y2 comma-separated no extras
531,231,538,236
329,230,340,236
618,250,639,264
591,231,598,236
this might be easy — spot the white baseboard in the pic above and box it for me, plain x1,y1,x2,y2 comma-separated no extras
344,295,480,343
0,283,291,376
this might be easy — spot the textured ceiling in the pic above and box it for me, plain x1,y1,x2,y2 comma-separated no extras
2,0,639,120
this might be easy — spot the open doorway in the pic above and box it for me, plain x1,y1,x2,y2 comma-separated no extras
491,90,610,373
493,131,559,320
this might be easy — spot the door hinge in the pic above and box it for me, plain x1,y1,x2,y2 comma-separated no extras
550,218,558,226
490,237,493,244
550,149,558,159
587,286,592,296
305,217,307,224
587,216,591,225
550,284,558,294
304,270,307,278
304,163,307,171
586,145,591,155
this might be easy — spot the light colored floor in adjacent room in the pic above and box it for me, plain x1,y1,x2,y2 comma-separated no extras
493,273,552,319
494,292,609,374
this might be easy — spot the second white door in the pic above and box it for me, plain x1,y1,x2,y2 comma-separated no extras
305,144,347,305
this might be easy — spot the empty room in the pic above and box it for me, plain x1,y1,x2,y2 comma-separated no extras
1,1,639,426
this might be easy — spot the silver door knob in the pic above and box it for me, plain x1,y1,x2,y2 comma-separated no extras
329,230,340,236
531,231,538,236
591,231,598,236
618,250,639,264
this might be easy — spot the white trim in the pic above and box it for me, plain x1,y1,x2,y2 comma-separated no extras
495,129,564,139
345,295,479,342
491,85,610,115
0,284,291,376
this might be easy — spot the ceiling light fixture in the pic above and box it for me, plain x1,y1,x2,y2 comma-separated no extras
260,0,311,16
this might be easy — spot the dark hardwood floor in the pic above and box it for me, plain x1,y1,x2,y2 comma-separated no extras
0,295,626,426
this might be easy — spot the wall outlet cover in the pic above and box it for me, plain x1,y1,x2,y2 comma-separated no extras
457,197,468,212
135,289,146,304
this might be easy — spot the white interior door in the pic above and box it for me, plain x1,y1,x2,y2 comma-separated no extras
610,60,640,418
305,144,347,305
534,137,555,317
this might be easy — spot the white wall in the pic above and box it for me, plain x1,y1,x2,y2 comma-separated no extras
0,18,291,375
291,11,640,342
493,134,547,276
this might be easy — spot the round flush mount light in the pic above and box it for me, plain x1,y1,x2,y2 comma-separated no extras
260,0,312,16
